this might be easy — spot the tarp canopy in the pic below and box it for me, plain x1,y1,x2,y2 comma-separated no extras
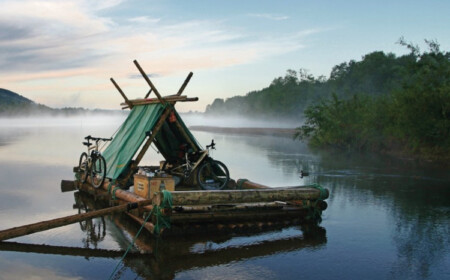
102,103,201,180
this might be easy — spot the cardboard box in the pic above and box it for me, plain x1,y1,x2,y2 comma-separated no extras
134,174,175,199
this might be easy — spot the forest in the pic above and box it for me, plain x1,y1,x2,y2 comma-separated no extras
206,39,450,159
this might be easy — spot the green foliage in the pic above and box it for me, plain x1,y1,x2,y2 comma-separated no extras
297,40,450,159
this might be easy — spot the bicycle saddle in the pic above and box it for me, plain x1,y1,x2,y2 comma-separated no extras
83,142,92,147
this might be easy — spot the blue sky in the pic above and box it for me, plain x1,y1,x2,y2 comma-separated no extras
1,0,449,112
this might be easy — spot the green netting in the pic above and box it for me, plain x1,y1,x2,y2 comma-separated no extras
102,104,164,179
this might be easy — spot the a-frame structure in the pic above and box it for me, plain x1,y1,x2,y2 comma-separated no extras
104,60,201,187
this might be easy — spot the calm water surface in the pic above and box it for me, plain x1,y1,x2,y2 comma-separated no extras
0,116,449,280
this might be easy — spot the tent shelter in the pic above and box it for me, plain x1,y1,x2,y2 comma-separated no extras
103,60,202,187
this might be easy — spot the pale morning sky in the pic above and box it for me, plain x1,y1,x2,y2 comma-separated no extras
1,0,449,112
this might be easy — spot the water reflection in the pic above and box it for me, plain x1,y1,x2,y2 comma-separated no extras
0,117,449,279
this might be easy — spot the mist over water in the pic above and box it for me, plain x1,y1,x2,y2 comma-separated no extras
0,115,449,279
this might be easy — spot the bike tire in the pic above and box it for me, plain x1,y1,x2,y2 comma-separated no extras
91,155,106,188
79,152,89,183
197,159,230,190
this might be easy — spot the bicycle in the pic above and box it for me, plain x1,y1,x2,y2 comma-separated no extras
78,135,112,188
163,139,230,190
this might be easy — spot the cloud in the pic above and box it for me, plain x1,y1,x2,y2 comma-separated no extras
0,0,324,109
248,13,290,21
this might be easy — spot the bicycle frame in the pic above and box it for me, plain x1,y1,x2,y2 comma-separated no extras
170,149,209,178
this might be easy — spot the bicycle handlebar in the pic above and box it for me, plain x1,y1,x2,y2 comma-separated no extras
206,139,216,150
84,135,113,142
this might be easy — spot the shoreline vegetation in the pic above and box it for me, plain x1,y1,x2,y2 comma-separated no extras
205,39,450,162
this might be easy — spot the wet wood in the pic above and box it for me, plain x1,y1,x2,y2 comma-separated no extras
125,212,155,233
170,207,308,224
173,202,285,213
155,187,328,206
0,200,152,241
61,180,77,192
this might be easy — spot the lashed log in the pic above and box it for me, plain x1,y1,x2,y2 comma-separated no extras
170,207,308,224
0,199,152,241
155,187,329,206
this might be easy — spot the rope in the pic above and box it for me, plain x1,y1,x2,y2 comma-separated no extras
236,178,249,189
309,183,328,200
153,190,173,235
108,207,153,280
108,190,173,279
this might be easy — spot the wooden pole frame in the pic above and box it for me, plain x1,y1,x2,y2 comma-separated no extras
110,78,133,109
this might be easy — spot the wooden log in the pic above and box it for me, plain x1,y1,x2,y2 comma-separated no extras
133,60,164,103
78,181,153,212
176,72,193,96
125,212,155,233
236,179,270,189
110,78,133,109
0,200,152,241
120,95,188,106
155,187,329,206
121,97,199,109
61,180,77,192
173,202,285,213
169,207,308,224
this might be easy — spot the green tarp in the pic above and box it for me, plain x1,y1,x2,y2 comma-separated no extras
102,103,201,180
102,104,164,179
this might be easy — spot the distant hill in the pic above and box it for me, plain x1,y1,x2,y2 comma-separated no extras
0,88,125,116
0,88,53,116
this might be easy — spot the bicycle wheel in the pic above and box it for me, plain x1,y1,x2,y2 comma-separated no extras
78,152,89,183
197,159,230,190
91,155,106,188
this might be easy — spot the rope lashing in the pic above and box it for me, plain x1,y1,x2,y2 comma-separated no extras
309,183,328,200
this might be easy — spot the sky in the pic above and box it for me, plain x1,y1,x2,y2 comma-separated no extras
1,0,449,112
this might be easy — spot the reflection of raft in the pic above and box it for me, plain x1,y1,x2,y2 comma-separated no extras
0,60,329,242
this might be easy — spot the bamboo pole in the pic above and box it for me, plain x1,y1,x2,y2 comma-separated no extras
155,187,329,206
144,88,153,99
0,200,152,241
110,78,133,109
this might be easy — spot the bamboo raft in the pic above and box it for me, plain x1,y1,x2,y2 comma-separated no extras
0,60,329,242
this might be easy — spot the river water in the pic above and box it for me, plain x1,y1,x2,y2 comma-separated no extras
0,116,449,280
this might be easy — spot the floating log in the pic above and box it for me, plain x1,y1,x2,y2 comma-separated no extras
0,199,152,241
155,187,329,206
